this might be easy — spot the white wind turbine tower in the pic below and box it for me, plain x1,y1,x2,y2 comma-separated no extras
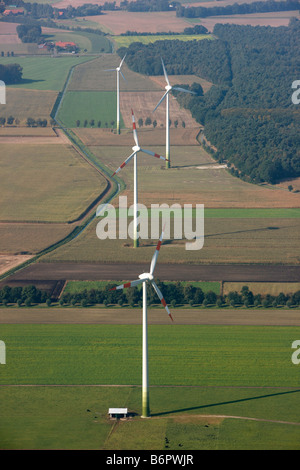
104,55,126,134
112,109,167,248
110,226,173,418
154,58,195,168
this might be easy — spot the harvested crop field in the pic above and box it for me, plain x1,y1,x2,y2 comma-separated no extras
1,89,58,126
89,144,300,208
0,128,69,145
68,55,161,92
41,216,300,265
74,127,201,147
0,144,107,222
0,255,33,276
83,11,192,35
0,307,299,326
120,91,199,129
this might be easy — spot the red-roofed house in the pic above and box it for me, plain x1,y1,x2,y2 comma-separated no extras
55,41,77,49
3,8,24,15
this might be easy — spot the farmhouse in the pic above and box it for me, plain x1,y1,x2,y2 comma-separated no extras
108,408,128,419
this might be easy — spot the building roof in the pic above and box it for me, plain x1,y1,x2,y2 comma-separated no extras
3,8,24,14
108,408,128,415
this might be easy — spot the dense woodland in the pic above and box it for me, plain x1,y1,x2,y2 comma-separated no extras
0,63,22,84
118,20,300,184
176,0,300,18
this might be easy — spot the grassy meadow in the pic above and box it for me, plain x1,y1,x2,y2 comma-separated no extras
113,34,213,48
0,56,93,91
57,91,124,129
0,323,299,449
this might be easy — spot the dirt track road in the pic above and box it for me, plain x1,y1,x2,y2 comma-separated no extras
6,262,300,283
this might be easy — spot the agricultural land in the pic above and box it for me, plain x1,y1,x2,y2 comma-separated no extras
0,0,299,452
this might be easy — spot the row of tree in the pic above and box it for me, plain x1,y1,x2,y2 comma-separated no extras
176,0,300,18
0,63,22,84
121,25,208,36
0,117,53,126
1,284,300,309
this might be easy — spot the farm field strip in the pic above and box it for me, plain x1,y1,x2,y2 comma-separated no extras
82,11,194,35
0,56,94,91
113,34,213,47
0,324,299,387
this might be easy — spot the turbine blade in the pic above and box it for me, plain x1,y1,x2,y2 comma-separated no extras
131,109,139,147
153,90,169,111
161,58,170,86
150,227,164,275
119,54,126,68
110,278,144,291
140,148,166,161
120,70,126,82
112,150,136,177
104,68,117,72
173,86,196,94
151,281,173,322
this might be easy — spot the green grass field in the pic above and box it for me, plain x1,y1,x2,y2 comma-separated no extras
113,34,213,48
0,324,299,449
63,280,221,295
57,91,124,129
0,56,93,91
43,31,112,54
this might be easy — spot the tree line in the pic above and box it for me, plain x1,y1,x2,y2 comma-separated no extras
176,0,300,18
1,283,299,309
118,20,300,184
16,23,42,43
121,25,208,36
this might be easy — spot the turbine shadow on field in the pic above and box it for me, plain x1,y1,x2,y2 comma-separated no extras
151,388,300,417
205,225,281,238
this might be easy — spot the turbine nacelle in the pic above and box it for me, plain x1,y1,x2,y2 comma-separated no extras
139,273,154,281
165,85,172,92
132,145,141,153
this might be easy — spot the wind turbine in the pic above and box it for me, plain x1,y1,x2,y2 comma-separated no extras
112,109,167,248
154,58,196,169
110,226,173,418
104,55,126,134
